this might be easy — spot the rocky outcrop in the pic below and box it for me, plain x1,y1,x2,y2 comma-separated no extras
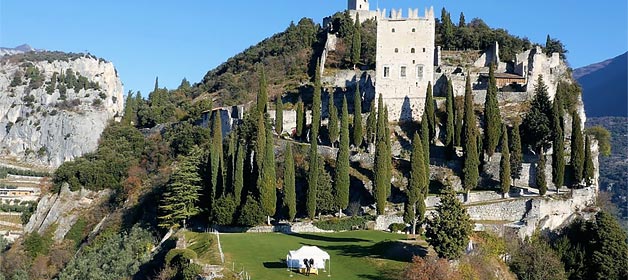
25,184,111,242
0,53,124,169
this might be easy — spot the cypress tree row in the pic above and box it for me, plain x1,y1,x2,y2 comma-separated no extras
570,112,585,186
425,81,436,142
484,63,502,159
583,135,595,186
260,127,277,224
374,94,389,214
500,124,511,198
275,97,283,135
334,97,351,217
296,97,305,140
328,91,339,147
420,111,430,194
462,77,479,199
351,14,361,66
307,131,319,219
234,142,244,206
353,82,363,147
445,78,455,158
211,112,225,198
312,61,322,140
257,66,268,113
551,97,565,191
284,143,296,221
405,132,426,235
536,153,547,196
365,101,377,146
510,122,523,185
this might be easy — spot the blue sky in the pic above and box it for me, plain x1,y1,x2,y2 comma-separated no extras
1,0,626,95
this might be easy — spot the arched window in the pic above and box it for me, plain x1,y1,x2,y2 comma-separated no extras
411,48,416,53
412,28,416,32
394,48,399,53
392,28,396,33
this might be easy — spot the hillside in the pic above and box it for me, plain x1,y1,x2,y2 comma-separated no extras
575,52,628,117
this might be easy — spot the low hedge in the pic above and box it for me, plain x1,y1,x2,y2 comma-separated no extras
313,216,374,231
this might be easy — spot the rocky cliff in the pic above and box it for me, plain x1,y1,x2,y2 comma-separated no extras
0,52,124,169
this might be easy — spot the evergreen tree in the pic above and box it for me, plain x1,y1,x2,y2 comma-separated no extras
296,97,305,139
445,78,455,158
420,111,430,192
307,134,319,219
234,142,244,206
425,82,436,141
440,8,454,49
365,101,376,146
426,187,473,259
255,114,267,192
328,92,339,147
522,75,553,153
275,97,283,134
158,153,202,229
405,133,426,235
537,153,547,195
589,212,628,280
500,124,511,198
122,92,137,125
458,12,466,27
510,122,523,185
334,97,351,217
351,14,362,66
284,144,296,221
353,81,363,147
571,112,585,186
257,66,268,113
383,105,392,199
583,135,595,186
259,127,276,224
154,76,159,92
462,77,479,199
374,94,389,214
552,97,565,191
210,112,225,198
237,194,265,226
454,96,463,147
484,63,502,158
312,61,322,139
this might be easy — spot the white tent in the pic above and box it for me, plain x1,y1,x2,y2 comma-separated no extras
286,246,330,271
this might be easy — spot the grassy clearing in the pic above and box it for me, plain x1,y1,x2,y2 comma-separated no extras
182,231,222,265
220,231,424,280
0,214,21,225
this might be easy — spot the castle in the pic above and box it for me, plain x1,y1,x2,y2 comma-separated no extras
348,0,436,122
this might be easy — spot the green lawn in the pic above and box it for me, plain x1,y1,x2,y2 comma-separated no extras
220,231,425,280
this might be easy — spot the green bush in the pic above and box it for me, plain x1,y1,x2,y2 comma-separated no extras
65,217,88,248
313,216,370,231
389,223,407,232
165,248,198,265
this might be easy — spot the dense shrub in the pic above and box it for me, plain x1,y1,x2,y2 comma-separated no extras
313,216,371,231
165,248,198,265
389,223,407,232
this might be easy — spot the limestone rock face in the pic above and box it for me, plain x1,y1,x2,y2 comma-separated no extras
0,54,124,169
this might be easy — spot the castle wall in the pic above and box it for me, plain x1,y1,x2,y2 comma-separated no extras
375,8,435,122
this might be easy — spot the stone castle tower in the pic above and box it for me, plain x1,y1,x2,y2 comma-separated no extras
348,0,369,10
375,7,436,122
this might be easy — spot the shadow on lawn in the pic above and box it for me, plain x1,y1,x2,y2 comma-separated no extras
322,240,427,262
263,259,286,269
289,233,370,243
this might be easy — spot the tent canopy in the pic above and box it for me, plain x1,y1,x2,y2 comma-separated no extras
286,246,330,269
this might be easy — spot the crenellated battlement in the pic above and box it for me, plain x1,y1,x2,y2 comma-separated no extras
377,7,434,21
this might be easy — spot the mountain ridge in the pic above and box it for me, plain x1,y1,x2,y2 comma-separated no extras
576,52,628,117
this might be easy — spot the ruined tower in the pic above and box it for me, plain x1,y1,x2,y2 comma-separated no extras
375,7,435,122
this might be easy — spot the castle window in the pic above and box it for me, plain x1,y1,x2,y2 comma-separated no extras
383,66,390,78
417,65,424,79
392,28,395,33
394,48,399,53
412,28,416,32
423,48,426,52
400,66,407,78
411,48,415,53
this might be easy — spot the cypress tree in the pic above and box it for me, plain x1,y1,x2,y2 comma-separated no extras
484,63,502,158
260,127,277,225
234,142,244,206
445,78,455,158
536,153,547,196
211,112,225,198
158,153,202,229
154,76,159,92
454,97,463,147
353,82,363,147
500,124,511,198
583,135,595,186
296,97,305,139
257,66,268,113
420,111,430,192
284,144,296,221
510,122,523,185
351,14,362,66
551,97,565,191
365,101,376,146
425,81,436,142
405,132,426,235
275,97,283,134
383,106,392,198
328,91,339,147
571,112,585,186
462,77,479,199
458,12,466,27
312,61,322,139
374,94,389,214
307,133,319,219
334,97,351,217
255,114,266,173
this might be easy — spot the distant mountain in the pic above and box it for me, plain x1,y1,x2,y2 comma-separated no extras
0,44,41,57
575,52,628,117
